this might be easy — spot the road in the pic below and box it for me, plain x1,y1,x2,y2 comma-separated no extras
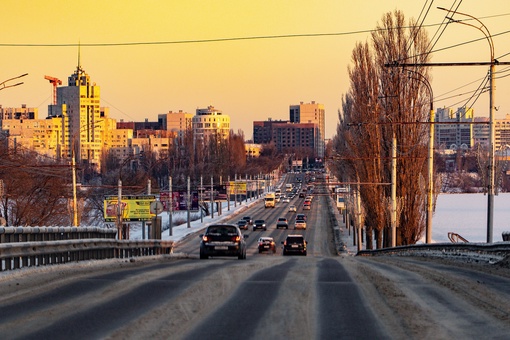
0,179,509,339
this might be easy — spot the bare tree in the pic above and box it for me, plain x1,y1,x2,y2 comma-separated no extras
333,10,432,247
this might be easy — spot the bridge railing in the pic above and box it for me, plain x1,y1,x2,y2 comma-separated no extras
0,226,117,243
0,227,174,271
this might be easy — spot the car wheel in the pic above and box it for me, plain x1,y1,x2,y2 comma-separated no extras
264,227,267,231
286,226,288,229
200,251,208,259
253,227,256,231
303,251,307,256
258,249,262,253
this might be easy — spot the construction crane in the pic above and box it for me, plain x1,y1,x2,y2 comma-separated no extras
44,75,62,105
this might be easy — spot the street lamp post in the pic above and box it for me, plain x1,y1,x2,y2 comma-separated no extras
0,73,28,91
407,70,434,244
438,7,496,243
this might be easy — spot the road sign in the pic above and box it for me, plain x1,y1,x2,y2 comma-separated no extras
150,201,164,215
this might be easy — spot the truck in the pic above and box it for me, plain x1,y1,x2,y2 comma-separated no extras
264,193,276,208
285,183,293,192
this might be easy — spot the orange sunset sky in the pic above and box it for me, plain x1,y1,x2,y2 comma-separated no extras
0,0,508,139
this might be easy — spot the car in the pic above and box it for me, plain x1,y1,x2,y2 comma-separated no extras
303,201,311,210
295,218,307,230
258,237,276,253
296,213,307,221
237,219,248,230
288,205,297,212
282,197,290,203
242,216,253,225
276,217,289,229
299,192,305,198
253,219,267,231
282,234,307,256
199,224,248,259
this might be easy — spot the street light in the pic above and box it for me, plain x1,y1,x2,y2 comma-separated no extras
0,73,28,91
407,70,434,244
438,7,496,243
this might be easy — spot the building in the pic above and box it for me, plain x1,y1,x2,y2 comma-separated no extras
289,101,325,157
47,63,107,171
158,110,193,143
253,119,287,144
473,117,489,148
0,104,37,120
272,121,316,154
435,107,474,150
192,105,230,141
245,143,262,158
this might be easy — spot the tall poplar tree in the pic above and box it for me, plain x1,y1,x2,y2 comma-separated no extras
334,10,432,247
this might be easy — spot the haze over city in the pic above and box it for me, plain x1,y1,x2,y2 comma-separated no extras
0,0,508,140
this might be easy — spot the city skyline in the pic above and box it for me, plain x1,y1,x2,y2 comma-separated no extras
0,0,508,140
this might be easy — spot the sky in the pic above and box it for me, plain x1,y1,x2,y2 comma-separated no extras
0,0,508,140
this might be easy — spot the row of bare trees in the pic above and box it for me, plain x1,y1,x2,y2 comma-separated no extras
0,128,284,227
330,11,435,248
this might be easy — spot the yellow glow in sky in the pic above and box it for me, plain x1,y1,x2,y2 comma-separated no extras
0,0,509,139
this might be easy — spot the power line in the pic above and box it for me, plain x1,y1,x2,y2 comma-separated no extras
0,13,508,48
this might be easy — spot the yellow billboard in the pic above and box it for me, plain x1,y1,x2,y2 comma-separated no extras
228,181,246,195
104,195,156,222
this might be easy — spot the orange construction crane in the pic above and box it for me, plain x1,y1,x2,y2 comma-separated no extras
44,75,62,105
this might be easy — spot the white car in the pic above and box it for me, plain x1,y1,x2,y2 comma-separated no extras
288,205,297,212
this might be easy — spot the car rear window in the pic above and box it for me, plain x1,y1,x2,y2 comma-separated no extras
286,236,304,243
207,226,237,235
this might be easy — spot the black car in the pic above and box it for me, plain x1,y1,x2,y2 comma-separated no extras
276,217,289,229
282,234,307,256
237,219,248,230
242,216,253,225
199,224,248,259
253,219,267,231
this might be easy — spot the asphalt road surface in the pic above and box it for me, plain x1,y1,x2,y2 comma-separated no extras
0,184,509,339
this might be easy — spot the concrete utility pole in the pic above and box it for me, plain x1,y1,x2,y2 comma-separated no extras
391,132,397,247
169,176,173,236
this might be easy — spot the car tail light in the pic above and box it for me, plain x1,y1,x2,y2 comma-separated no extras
233,236,241,242
202,235,209,242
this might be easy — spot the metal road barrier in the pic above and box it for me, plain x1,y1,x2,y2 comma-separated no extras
0,227,173,271
357,242,510,260
0,226,117,243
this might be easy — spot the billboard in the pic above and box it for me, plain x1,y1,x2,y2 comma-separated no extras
104,195,156,222
160,191,199,211
228,181,246,195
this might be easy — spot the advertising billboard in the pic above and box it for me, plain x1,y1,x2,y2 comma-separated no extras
160,191,199,211
104,195,156,222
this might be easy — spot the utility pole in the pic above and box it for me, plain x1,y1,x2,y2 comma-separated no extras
391,132,397,247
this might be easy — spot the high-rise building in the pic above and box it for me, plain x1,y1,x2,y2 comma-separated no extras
289,101,325,157
192,105,230,141
48,62,106,171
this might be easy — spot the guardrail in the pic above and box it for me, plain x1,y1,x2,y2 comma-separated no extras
0,226,117,243
0,239,174,271
357,242,510,261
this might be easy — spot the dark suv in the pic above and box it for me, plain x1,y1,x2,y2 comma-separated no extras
282,234,307,256
199,224,248,259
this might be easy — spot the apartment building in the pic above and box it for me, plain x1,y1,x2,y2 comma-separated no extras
289,101,325,157
192,105,230,141
435,107,474,150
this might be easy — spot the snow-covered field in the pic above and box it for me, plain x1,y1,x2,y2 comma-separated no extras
431,193,510,243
